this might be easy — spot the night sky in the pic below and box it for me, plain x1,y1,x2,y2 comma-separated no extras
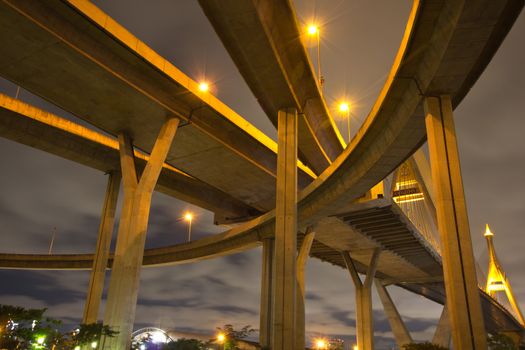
0,1,524,349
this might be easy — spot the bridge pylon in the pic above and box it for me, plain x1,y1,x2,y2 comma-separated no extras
484,224,525,326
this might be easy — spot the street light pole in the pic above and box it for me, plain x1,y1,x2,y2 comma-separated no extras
48,227,56,255
308,25,323,91
346,109,350,143
187,217,192,242
338,102,351,144
184,212,193,242
317,29,323,90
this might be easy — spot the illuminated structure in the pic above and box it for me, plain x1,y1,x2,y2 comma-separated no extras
484,225,525,325
0,0,523,349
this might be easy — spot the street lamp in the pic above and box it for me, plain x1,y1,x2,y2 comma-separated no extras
217,332,226,350
314,338,327,350
338,101,351,143
184,212,193,242
198,82,209,92
307,24,323,91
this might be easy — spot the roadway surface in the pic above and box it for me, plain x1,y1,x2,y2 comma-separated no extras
0,0,523,335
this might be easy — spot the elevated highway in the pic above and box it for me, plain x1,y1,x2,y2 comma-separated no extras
0,0,316,223
199,0,346,174
0,0,523,344
0,93,260,222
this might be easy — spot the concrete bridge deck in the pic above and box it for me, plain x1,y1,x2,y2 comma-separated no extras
0,93,260,223
198,0,346,174
0,0,523,341
0,0,521,224
0,0,316,221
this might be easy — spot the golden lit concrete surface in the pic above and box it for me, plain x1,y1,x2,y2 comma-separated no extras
199,0,346,174
0,93,259,222
0,0,316,217
425,95,487,349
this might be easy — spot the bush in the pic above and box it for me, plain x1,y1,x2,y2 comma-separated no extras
488,333,517,350
402,342,448,350
162,338,207,350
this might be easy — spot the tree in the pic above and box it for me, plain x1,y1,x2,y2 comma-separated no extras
215,325,255,350
73,322,118,348
0,304,117,350
0,304,61,349
487,333,517,350
402,342,449,350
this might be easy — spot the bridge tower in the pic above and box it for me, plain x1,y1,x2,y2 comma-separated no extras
484,224,525,325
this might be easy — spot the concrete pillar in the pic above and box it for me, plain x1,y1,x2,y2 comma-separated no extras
102,118,179,350
342,249,381,350
424,96,487,349
432,304,451,348
259,238,274,349
82,172,121,324
374,279,412,348
296,227,315,350
272,108,298,350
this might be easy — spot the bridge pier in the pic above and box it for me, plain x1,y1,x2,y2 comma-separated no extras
374,279,412,348
102,118,180,350
432,304,451,348
424,96,487,349
82,171,121,324
272,108,298,350
342,249,381,350
296,227,315,350
259,238,274,349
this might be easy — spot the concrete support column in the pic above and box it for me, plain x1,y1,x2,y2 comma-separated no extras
82,172,121,324
432,304,451,348
102,118,179,350
259,238,274,349
374,279,412,348
272,108,298,350
342,249,381,350
424,96,487,349
296,227,315,350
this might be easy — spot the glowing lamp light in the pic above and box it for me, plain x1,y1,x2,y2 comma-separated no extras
198,82,209,92
353,345,359,350
184,212,193,222
307,25,319,36
339,102,350,113
91,341,98,349
315,338,327,349
36,336,45,345
74,346,81,350
217,333,226,343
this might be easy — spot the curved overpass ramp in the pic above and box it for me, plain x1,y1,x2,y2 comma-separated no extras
0,0,523,336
